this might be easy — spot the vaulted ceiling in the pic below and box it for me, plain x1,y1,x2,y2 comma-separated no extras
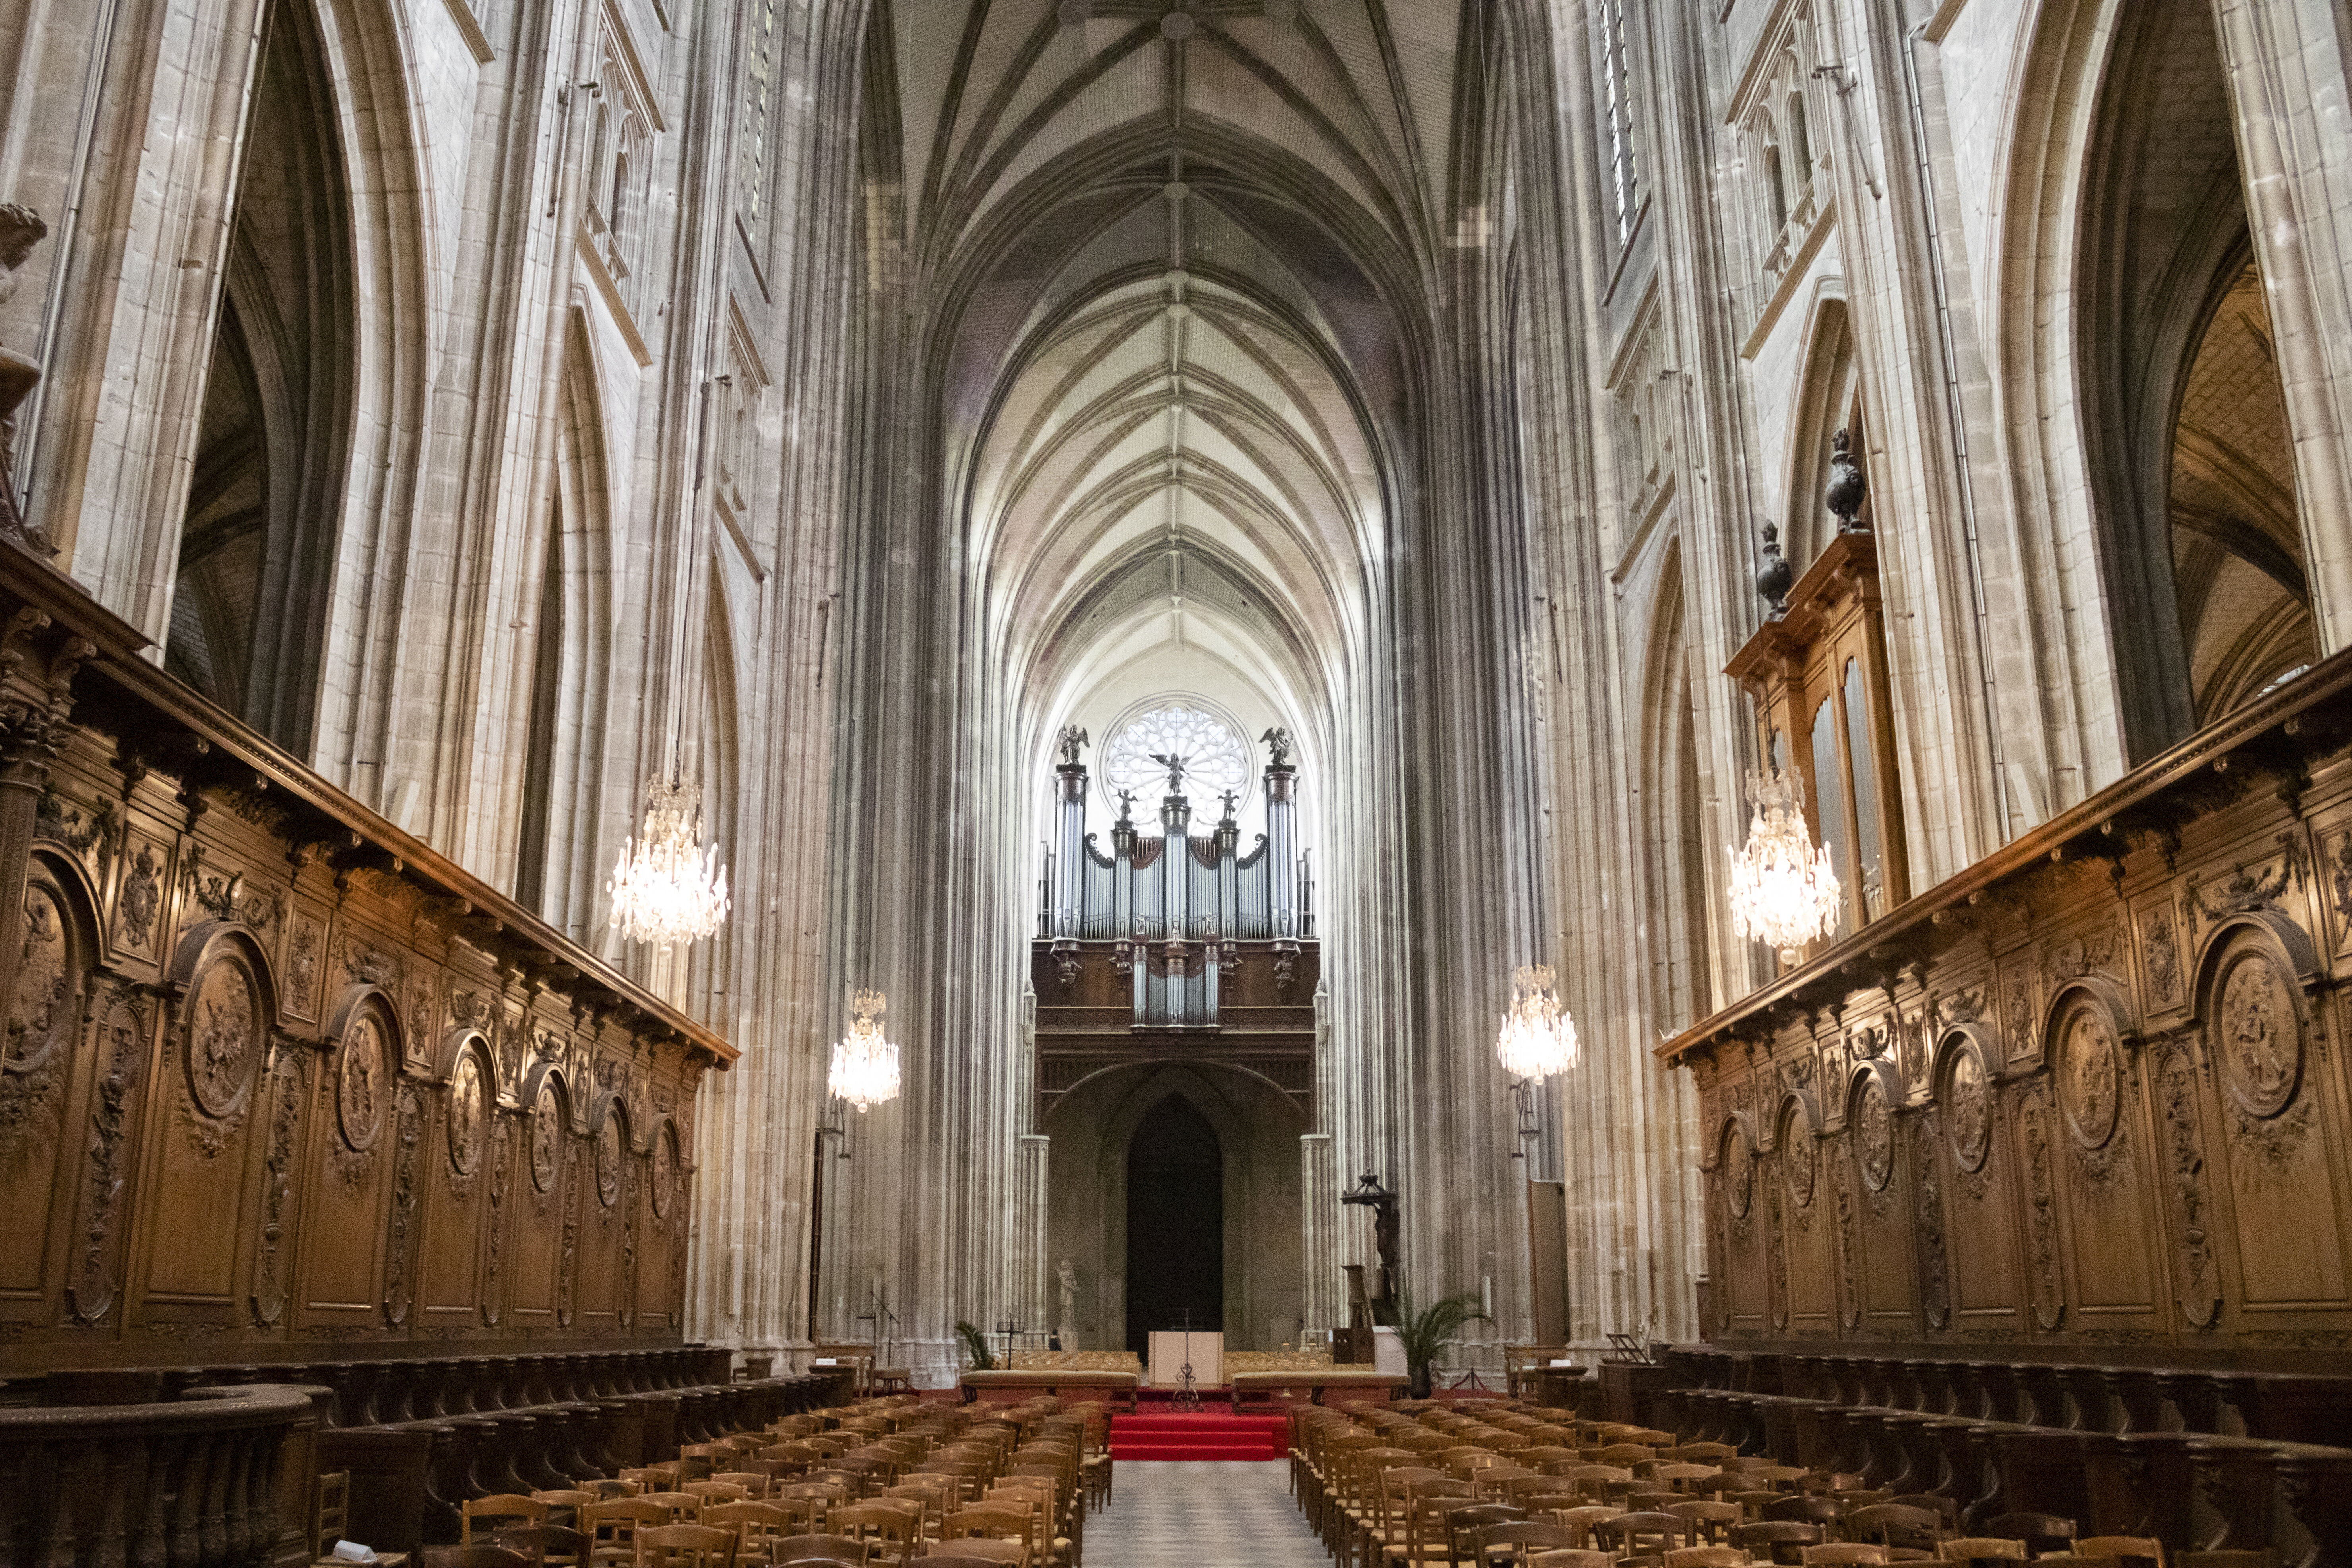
867,0,1481,760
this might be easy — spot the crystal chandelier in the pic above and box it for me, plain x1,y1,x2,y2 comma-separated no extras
607,773,731,949
1497,964,1579,1081
1727,765,1842,966
829,988,902,1112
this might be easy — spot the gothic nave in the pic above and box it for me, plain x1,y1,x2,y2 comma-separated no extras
3,0,2352,1560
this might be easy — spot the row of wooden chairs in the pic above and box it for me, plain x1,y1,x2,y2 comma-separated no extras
1287,1396,2285,1568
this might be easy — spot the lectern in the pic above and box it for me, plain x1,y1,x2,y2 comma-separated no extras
1146,1330,1224,1387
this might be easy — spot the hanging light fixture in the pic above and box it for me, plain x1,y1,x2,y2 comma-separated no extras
607,771,731,949
828,988,902,1112
1727,765,1842,966
1497,963,1579,1081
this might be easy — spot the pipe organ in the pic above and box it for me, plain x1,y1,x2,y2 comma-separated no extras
1032,733,1318,1119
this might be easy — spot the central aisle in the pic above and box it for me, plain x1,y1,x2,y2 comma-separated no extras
1086,1458,1323,1566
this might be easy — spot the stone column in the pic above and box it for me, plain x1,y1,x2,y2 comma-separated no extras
1016,1134,1051,1342
1299,1132,1336,1342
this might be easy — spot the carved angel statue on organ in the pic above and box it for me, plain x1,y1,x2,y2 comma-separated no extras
1057,725,1088,767
1150,752,1188,795
1262,727,1294,769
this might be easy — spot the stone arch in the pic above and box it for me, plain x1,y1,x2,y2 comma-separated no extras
1638,545,1712,1031
1781,287,1859,571
514,307,618,936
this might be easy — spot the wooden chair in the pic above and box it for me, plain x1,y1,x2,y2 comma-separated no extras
1936,1542,2026,1565
638,1496,707,1526
1668,1444,1739,1464
585,1503,676,1568
1984,1514,2077,1557
1444,1501,1527,1563
1735,1522,1826,1566
1766,1498,1848,1531
534,1493,600,1530
2176,1555,2277,1568
1476,1521,1577,1565
1800,1550,1889,1567
1664,1551,1749,1568
467,1499,554,1543
714,1475,776,1502
770,1533,866,1566
1521,1554,1609,1568
685,1484,752,1517
582,1483,646,1502
1847,1505,1945,1555
940,1504,1032,1566
494,1527,589,1568
1666,1502,1742,1546
919,1545,1024,1566
830,1502,920,1567
423,1550,530,1568
1543,1506,1623,1552
2025,1559,2121,1568
314,1470,351,1558
1653,1465,1725,1495
704,1502,794,1567
1595,1512,1692,1558
2074,1539,2164,1568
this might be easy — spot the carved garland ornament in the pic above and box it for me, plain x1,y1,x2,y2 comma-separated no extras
2154,1045,2221,1329
2019,1091,2066,1330
65,991,148,1325
252,1047,304,1325
2142,908,2183,1010
1913,1111,1952,1330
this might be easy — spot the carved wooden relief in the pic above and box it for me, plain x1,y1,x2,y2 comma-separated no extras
0,550,728,1369
529,1079,561,1194
1913,1110,1951,1329
179,948,262,1156
1856,1077,1893,1194
1947,1046,1992,1176
2018,1089,2066,1331
64,990,148,1324
2057,1004,2121,1152
2152,1042,2222,1329
2216,949,2300,1120
596,1113,623,1210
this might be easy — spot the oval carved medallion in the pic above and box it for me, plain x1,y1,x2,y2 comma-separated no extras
1723,1124,1753,1219
596,1114,622,1208
337,1015,385,1153
2218,953,2300,1119
1947,1047,1992,1173
1783,1118,1816,1209
184,954,260,1120
2059,1006,2120,1149
1857,1078,1894,1192
651,1124,676,1218
446,1052,486,1175
7,882,72,1079
529,1080,561,1192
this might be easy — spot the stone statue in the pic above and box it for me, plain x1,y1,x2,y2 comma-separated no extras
0,204,55,556
1827,426,1868,534
1057,725,1088,767
1341,1172,1400,1323
1056,1258,1079,1346
1261,726,1293,769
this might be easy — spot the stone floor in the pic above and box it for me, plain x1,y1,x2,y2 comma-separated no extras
1085,1458,1324,1566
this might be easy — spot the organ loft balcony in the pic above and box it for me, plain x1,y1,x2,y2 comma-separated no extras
1032,728,1318,1122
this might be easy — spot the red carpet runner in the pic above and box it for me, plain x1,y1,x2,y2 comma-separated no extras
1109,1412,1288,1461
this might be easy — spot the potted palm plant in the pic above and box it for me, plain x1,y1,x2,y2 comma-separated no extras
1394,1290,1489,1399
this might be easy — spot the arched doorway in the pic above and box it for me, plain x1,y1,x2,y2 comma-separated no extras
1124,1095,1222,1353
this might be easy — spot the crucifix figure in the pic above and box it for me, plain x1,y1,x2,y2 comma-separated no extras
1342,1171,1400,1322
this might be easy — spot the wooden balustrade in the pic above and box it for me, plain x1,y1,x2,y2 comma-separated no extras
0,1380,323,1568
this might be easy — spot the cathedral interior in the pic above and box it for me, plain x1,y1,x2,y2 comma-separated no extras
3,0,2352,1560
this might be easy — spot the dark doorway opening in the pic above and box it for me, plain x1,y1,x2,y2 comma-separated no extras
1125,1094,1223,1353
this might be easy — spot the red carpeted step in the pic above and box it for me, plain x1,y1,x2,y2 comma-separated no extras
1109,1412,1288,1461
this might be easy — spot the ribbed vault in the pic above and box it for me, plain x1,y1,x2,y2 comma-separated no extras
827,0,1548,1372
